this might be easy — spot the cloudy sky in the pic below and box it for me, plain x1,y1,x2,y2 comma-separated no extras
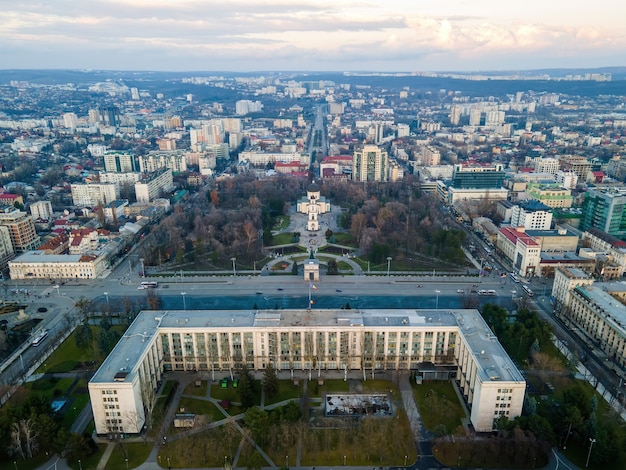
2,0,625,72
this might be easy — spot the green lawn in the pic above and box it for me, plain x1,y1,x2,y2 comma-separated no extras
35,327,102,373
183,380,208,397
104,442,153,470
265,380,303,405
306,378,350,397
177,397,225,422
210,379,262,407
270,233,296,245
412,380,466,434
332,233,357,246
26,376,75,399
337,261,352,271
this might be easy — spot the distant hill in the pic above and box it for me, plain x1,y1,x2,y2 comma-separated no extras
0,68,624,99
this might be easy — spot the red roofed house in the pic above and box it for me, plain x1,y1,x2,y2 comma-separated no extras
496,226,541,277
0,193,24,207
69,228,102,254
37,233,69,255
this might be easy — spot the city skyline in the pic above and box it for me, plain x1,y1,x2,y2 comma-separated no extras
1,0,626,73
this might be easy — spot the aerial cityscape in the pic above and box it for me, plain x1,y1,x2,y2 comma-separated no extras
2,2,626,470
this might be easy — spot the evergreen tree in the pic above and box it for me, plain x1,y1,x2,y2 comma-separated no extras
262,363,278,400
238,365,256,409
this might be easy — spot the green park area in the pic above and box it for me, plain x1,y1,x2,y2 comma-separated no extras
154,377,417,468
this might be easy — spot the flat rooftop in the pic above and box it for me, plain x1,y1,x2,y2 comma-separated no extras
90,308,524,385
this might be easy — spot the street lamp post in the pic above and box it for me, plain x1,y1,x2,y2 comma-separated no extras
435,289,441,311
231,257,237,277
104,292,109,304
386,257,392,277
181,292,187,311
586,438,596,468
125,458,129,470
54,285,60,297
140,258,145,278
78,460,82,470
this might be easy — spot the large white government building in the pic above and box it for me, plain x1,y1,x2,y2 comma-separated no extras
89,308,525,436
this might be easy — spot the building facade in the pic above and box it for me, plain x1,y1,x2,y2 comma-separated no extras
0,209,40,253
138,151,187,174
527,184,573,209
103,151,137,173
89,308,525,436
8,252,107,279
497,226,541,277
71,183,118,207
29,201,53,222
451,162,505,190
581,187,626,239
510,200,553,230
135,169,174,204
352,145,389,182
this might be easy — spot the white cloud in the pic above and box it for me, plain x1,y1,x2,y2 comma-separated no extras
0,0,625,71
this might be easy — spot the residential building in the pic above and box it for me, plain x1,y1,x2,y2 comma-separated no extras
525,157,560,174
0,209,40,253
352,145,389,182
555,171,578,190
135,169,173,204
559,155,592,181
37,233,69,255
526,183,573,208
0,226,15,269
138,151,187,174
99,172,141,186
69,228,110,255
71,183,118,207
29,201,53,221
420,146,441,166
0,193,23,207
103,151,137,173
580,228,626,278
89,308,525,436
510,200,553,230
580,187,626,239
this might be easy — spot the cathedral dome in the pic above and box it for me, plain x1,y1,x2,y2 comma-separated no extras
307,181,320,192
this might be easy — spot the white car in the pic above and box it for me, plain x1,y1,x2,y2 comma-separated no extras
457,289,464,293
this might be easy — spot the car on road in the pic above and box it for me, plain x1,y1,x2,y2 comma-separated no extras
416,284,423,288
256,291,263,295
336,289,342,292
457,289,464,293
277,288,283,291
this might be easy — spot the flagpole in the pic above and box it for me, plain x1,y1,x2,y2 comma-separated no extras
308,282,312,308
